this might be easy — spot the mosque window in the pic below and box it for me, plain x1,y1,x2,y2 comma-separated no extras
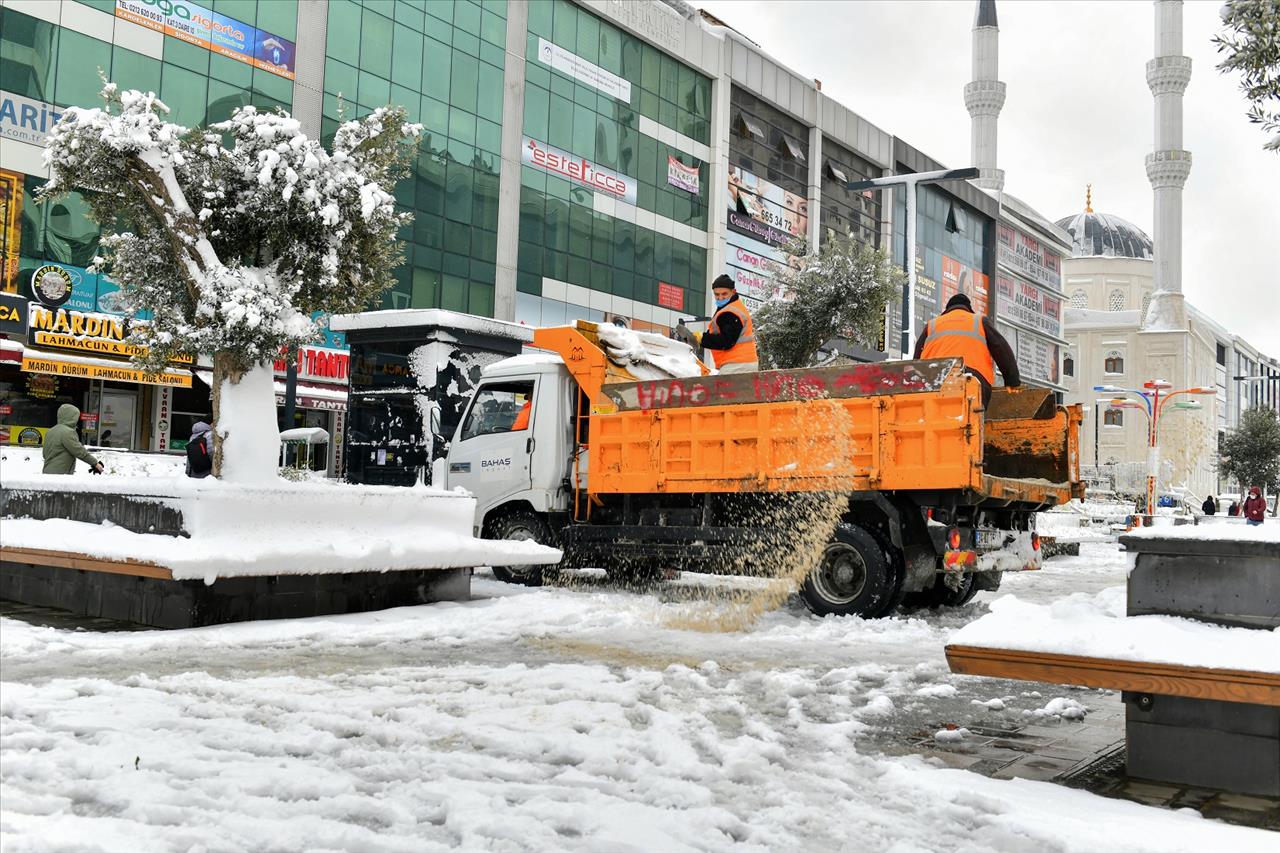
1104,351,1124,374
1103,409,1124,427
1070,290,1088,309
1063,355,1074,377
1140,292,1152,318
1108,289,1125,311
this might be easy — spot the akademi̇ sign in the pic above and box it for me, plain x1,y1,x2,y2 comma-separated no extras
521,137,637,205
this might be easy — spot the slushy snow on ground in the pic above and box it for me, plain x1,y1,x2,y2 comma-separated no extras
2,540,1275,852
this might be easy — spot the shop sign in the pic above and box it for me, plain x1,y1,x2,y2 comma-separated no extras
0,91,63,147
1000,322,1061,387
276,394,347,412
535,38,631,103
80,412,99,424
657,282,684,310
727,165,808,245
27,305,191,363
0,292,27,336
521,137,637,204
272,345,350,383
333,410,346,476
1,425,47,446
995,274,1062,338
0,404,10,416
21,354,192,388
940,256,989,317
25,373,59,399
152,385,172,452
114,0,296,80
997,223,1062,290
667,156,700,194
1,169,21,291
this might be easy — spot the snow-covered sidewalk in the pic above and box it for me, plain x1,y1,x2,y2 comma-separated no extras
2,542,1274,852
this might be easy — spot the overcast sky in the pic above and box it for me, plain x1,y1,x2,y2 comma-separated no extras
697,0,1280,357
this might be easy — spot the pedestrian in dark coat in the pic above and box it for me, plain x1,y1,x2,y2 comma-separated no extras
1243,487,1267,525
1228,500,1241,517
42,404,104,475
1201,495,1217,516
185,421,213,478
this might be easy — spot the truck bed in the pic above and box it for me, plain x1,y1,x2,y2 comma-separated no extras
591,360,1081,507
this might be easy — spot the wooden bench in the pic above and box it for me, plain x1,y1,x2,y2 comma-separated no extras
945,644,1280,707
0,546,173,579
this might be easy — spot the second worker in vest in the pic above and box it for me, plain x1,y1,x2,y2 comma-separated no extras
914,293,1020,407
693,274,759,374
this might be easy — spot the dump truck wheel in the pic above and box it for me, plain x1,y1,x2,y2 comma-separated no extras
864,526,908,617
908,572,979,609
801,524,892,617
489,510,555,587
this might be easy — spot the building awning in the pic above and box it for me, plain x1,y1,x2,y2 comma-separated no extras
19,346,192,388
1,338,23,364
194,371,349,412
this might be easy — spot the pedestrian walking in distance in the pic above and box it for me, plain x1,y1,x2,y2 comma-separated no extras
1243,486,1267,526
42,404,104,475
1201,494,1217,516
1228,500,1240,517
185,421,214,479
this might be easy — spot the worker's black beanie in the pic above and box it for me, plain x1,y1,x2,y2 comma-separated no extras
945,293,973,311
712,273,736,290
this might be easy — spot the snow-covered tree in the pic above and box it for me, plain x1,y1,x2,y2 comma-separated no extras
40,84,419,480
1219,406,1280,494
1213,0,1280,152
753,235,902,370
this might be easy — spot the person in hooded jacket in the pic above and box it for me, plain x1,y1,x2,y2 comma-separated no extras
1242,486,1267,525
1201,494,1217,516
42,404,104,475
186,421,213,478
914,293,1020,407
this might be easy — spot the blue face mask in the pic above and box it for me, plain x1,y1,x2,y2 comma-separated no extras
714,295,733,309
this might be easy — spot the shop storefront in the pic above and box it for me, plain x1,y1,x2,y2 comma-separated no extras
272,344,350,478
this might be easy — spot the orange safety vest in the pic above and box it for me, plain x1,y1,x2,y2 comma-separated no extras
921,309,995,385
511,400,531,431
709,299,758,368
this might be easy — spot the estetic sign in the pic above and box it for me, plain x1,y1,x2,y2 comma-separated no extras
115,0,296,80
521,137,637,204
0,91,64,146
536,38,631,103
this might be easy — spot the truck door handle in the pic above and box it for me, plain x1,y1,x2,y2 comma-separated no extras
527,436,535,454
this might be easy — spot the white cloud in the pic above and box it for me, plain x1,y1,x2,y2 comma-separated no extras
698,0,1280,356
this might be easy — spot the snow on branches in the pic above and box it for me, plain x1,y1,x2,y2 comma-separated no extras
754,235,903,370
40,83,420,376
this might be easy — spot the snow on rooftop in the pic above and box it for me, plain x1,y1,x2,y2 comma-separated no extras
483,351,565,375
329,308,534,341
951,588,1280,674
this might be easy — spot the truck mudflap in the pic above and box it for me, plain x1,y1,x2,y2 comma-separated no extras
943,530,1042,574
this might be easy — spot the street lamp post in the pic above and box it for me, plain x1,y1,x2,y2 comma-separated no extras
1095,382,1215,516
847,167,980,358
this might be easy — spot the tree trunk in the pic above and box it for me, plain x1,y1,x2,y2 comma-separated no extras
209,351,249,478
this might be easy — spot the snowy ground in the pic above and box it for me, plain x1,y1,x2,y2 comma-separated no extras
2,542,1274,852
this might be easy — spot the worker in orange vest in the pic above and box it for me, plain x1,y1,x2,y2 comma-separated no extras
914,293,1020,406
511,399,531,431
693,274,759,374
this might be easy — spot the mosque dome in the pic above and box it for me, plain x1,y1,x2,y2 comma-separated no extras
1055,188,1153,260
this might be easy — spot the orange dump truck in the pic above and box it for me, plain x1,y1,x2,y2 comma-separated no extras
443,321,1083,617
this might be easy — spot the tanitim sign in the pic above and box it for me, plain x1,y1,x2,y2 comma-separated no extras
115,0,296,80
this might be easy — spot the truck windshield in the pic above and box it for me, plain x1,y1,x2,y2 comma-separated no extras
460,381,535,441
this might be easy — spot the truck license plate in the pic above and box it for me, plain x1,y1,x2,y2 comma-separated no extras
976,529,1003,550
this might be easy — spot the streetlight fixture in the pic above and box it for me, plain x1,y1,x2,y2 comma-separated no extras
848,167,980,358
1095,382,1216,515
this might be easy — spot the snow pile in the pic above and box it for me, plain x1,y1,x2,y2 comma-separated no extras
951,588,1280,674
0,447,185,478
596,323,705,380
216,362,280,484
1124,521,1280,543
933,726,970,743
1028,697,1088,720
0,475,559,581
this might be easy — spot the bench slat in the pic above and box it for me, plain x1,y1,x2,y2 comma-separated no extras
0,546,174,580
945,644,1280,707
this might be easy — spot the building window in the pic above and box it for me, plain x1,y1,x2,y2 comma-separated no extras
823,161,848,183
1070,289,1088,309
1141,292,1152,318
1216,343,1227,366
945,202,965,235
1104,352,1124,374
1108,289,1125,311
778,134,806,163
733,113,765,143
1103,409,1124,427
1063,355,1074,377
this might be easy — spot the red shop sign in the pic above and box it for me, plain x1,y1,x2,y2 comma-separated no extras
657,282,684,310
80,413,99,424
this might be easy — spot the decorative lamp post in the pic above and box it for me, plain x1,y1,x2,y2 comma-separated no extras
1096,382,1215,515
